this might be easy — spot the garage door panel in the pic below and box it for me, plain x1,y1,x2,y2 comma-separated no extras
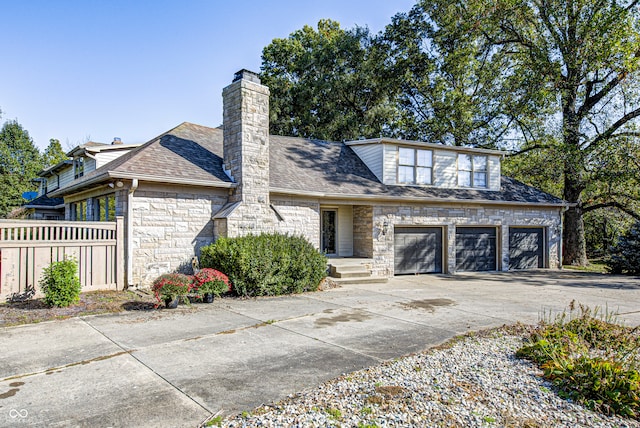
394,227,443,275
509,228,544,270
455,227,497,272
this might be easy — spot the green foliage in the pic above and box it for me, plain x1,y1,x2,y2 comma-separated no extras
42,138,69,168
261,19,399,141
0,120,43,217
199,233,327,297
606,221,640,275
517,303,640,419
40,258,82,308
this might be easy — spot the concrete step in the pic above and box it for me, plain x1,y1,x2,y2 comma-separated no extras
329,265,371,274
332,270,371,278
332,276,388,285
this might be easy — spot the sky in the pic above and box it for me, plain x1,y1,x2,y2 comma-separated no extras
1,0,416,151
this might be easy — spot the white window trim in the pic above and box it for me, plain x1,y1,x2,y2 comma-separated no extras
457,154,488,188
397,147,434,185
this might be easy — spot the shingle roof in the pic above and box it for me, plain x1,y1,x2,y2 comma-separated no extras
55,122,564,206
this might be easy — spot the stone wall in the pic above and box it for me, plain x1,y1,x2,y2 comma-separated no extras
353,205,373,257
130,183,228,286
271,197,320,247
371,203,562,277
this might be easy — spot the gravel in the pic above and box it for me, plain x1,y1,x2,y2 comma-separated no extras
217,329,639,428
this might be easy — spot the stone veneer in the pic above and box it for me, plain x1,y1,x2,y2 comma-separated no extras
370,203,562,277
353,205,374,258
131,183,227,286
219,70,276,237
270,197,320,247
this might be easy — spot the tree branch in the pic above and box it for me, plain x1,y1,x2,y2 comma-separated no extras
587,106,640,149
583,201,640,220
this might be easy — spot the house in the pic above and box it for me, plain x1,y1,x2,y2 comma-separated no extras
24,140,140,220
47,69,566,287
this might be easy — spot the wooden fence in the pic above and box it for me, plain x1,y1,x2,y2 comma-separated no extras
0,218,124,302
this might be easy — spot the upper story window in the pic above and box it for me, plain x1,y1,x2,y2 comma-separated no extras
74,157,84,179
41,179,48,195
458,154,488,188
398,147,433,185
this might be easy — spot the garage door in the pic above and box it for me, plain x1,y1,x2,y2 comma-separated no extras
394,227,443,275
509,227,544,270
455,227,497,272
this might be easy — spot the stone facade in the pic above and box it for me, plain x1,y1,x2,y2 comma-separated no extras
271,197,320,247
219,70,276,237
353,205,374,258
370,203,562,276
130,183,227,286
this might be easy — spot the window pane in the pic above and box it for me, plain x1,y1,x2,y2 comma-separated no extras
458,154,471,171
398,166,414,184
416,149,432,167
416,167,432,184
458,171,471,187
398,147,414,165
473,155,487,171
474,172,487,188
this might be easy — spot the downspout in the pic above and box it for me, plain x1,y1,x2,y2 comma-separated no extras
126,179,139,287
559,204,569,269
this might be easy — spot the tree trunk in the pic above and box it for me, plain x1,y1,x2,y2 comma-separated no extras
562,142,588,266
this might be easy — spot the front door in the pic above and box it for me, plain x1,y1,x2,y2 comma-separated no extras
321,210,337,255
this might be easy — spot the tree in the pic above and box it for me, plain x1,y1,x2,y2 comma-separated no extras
43,138,69,168
0,120,43,217
383,0,640,265
261,19,399,141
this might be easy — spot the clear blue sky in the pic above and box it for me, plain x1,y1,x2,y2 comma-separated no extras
1,0,415,151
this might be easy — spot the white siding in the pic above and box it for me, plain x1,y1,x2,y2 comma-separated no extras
95,150,131,169
489,155,501,190
338,205,353,256
350,144,383,181
382,144,397,184
434,150,457,188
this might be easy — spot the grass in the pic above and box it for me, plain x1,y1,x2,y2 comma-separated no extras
516,301,639,420
563,258,608,273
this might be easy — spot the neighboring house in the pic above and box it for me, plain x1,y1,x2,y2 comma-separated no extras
48,69,566,287
26,140,140,220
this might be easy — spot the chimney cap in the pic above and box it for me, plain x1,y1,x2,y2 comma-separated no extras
233,69,261,84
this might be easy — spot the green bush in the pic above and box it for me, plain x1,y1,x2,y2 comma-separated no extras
199,233,327,297
40,258,82,307
517,303,640,419
606,221,640,275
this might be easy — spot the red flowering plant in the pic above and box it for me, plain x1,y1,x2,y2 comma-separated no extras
151,273,193,304
192,268,231,297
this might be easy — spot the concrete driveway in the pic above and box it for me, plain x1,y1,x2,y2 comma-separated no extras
1,271,639,427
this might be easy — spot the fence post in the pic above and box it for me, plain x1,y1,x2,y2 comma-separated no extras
116,216,125,290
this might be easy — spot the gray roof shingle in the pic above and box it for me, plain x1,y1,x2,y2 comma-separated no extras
59,122,564,206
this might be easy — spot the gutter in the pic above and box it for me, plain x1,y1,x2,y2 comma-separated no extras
269,187,570,208
126,179,138,287
49,171,236,197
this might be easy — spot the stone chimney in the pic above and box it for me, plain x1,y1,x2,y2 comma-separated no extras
222,69,270,205
215,69,274,237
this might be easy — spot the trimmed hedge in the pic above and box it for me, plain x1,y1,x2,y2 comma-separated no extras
199,233,327,297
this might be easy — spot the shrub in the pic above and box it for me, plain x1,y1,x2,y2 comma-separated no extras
151,273,193,304
606,221,640,275
193,268,231,297
199,233,326,297
517,302,640,419
40,258,82,307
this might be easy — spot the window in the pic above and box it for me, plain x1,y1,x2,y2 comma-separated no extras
41,179,48,195
458,154,488,188
398,147,433,185
71,201,87,221
74,157,84,179
94,194,116,221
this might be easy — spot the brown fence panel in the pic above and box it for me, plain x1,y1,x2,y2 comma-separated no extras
0,219,124,301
